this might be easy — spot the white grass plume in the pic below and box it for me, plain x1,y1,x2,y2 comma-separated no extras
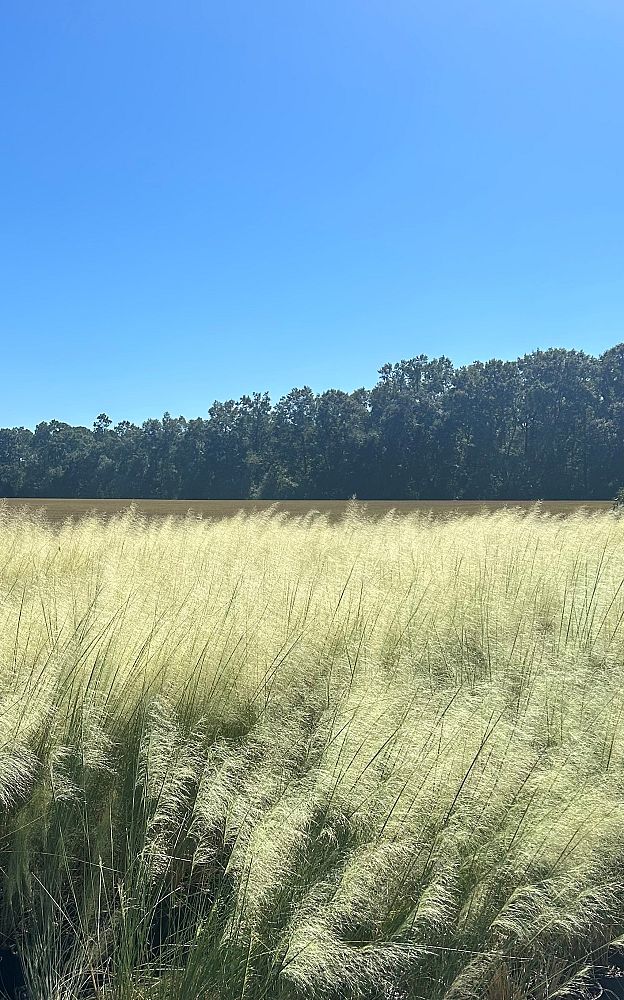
0,507,623,997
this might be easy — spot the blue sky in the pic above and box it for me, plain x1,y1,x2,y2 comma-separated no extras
1,1,623,428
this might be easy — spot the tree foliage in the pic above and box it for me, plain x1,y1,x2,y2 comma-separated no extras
2,344,624,499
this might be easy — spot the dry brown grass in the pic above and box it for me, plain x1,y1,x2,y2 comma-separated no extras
0,496,612,524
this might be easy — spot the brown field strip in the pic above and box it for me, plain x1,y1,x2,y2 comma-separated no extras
0,497,613,523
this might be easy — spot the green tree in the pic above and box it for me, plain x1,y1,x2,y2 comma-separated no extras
369,356,453,498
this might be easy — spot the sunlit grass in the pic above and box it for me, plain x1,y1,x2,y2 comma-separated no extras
1,502,624,998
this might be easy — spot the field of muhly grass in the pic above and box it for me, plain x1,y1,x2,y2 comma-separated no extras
1,504,624,998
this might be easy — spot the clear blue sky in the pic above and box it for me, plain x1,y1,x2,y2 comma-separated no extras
1,1,623,429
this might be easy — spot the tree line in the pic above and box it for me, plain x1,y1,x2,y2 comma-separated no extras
2,344,624,500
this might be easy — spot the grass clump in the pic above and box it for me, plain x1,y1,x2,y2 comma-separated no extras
0,504,623,998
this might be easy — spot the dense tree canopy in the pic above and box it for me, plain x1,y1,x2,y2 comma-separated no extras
2,345,624,500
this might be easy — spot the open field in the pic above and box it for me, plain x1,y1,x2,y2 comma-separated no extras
0,496,614,522
1,505,624,998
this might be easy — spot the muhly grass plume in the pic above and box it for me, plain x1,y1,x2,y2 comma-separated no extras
0,503,624,997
